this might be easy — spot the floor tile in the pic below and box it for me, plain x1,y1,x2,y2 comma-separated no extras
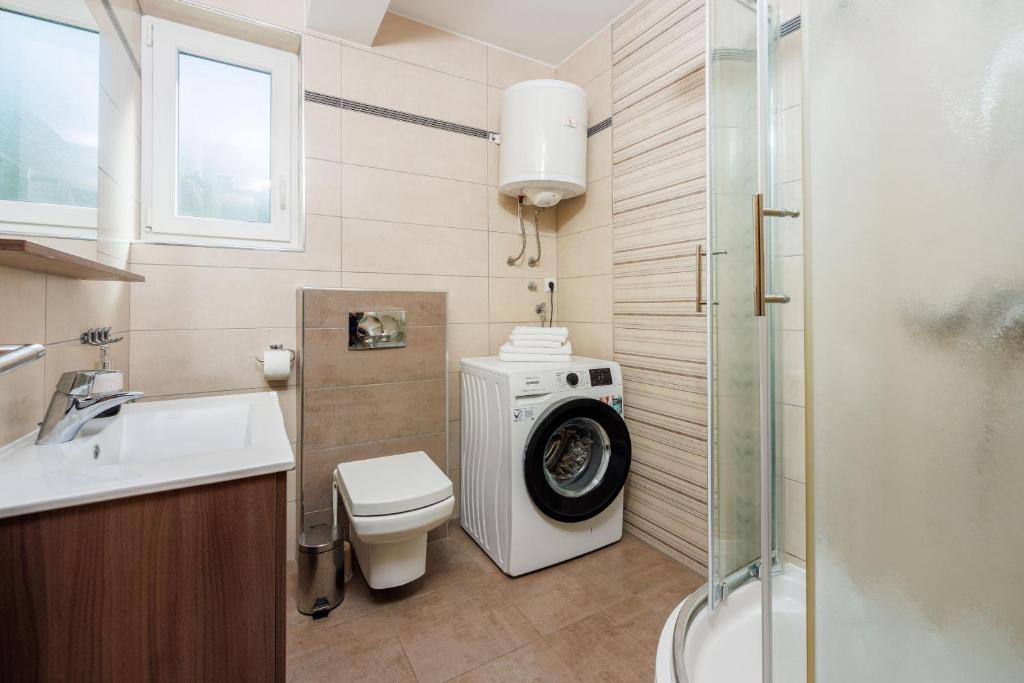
286,611,416,683
545,598,664,683
501,555,630,636
387,576,540,682
286,568,379,634
450,639,579,682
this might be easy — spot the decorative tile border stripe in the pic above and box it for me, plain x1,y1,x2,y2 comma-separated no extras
588,117,612,137
780,15,801,38
305,90,613,142
99,0,141,77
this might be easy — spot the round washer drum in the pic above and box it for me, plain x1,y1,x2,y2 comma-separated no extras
523,397,631,523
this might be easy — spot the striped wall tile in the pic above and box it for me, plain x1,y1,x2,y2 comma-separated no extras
611,0,708,576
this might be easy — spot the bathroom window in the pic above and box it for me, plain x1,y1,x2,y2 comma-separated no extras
141,17,300,249
0,8,99,238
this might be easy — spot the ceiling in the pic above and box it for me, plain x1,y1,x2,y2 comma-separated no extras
385,0,636,66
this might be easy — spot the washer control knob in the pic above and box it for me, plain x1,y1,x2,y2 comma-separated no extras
566,372,579,387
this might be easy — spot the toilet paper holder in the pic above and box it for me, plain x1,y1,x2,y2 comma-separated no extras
254,344,296,364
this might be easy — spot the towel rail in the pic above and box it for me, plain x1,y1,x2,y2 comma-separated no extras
0,343,46,378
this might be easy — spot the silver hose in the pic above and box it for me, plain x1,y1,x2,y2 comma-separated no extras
528,207,543,267
507,197,527,266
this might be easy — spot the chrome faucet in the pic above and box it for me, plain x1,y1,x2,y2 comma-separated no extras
36,370,143,445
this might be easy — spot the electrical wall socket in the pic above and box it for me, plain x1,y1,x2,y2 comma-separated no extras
544,278,556,291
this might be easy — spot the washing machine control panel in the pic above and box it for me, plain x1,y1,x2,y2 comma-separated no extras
553,369,590,389
589,367,614,386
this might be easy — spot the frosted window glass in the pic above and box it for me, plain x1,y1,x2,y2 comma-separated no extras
176,53,272,223
0,10,98,208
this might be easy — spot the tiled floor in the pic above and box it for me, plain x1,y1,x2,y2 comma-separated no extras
286,527,704,682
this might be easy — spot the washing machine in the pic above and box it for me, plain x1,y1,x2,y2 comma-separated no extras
459,356,631,576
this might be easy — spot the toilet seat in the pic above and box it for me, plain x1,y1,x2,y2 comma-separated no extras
333,451,454,589
336,451,452,516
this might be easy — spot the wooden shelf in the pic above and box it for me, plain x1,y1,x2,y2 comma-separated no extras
0,239,145,282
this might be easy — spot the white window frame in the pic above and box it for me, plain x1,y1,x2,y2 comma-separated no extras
0,4,98,239
141,17,301,250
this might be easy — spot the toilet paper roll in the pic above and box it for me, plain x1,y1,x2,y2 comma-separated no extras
262,349,291,381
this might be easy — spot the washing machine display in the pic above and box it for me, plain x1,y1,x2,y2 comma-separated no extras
523,397,631,523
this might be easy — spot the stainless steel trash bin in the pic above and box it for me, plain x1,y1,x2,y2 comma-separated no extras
296,525,344,619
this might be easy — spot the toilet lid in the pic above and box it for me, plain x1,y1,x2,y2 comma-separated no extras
335,451,453,517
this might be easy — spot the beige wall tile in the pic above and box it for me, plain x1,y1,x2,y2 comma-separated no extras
486,47,555,89
303,325,445,389
342,46,487,129
131,265,338,331
304,102,341,163
448,370,460,420
342,220,487,276
302,35,342,96
557,225,613,277
303,379,445,450
780,329,805,407
488,231,558,277
306,158,342,217
489,278,557,324
45,278,130,344
783,478,806,560
303,288,446,328
588,128,612,182
583,70,612,125
342,164,488,229
556,176,613,234
341,110,487,184
563,322,613,359
448,419,461,471
557,26,612,87
446,323,488,367
557,275,613,323
488,189,557,234
340,273,487,324
131,214,341,271
0,267,45,342
0,361,45,446
130,327,296,397
781,403,805,484
487,87,502,131
368,13,487,84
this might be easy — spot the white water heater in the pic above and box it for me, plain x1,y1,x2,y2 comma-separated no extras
498,79,587,208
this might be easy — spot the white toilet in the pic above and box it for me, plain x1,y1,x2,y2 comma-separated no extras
333,451,453,590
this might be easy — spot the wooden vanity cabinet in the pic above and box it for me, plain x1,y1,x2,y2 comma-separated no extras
0,473,287,682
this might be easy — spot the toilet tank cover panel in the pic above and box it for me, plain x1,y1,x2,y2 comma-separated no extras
335,451,453,516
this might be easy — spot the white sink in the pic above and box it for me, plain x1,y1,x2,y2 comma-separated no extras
0,392,294,519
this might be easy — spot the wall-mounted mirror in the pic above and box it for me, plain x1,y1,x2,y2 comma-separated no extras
0,0,139,266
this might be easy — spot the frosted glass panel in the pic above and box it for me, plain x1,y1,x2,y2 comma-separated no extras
176,53,272,223
806,2,1024,680
708,0,761,599
0,10,98,208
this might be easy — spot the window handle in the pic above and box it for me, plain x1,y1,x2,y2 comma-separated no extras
279,175,287,210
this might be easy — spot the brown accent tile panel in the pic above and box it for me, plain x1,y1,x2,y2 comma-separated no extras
302,379,446,451
301,431,447,512
303,289,445,328
303,326,445,389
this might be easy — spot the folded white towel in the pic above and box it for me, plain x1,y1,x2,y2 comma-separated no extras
513,326,570,337
501,342,572,356
509,334,566,344
509,338,564,349
499,351,571,363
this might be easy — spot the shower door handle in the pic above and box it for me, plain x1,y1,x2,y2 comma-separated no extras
753,192,800,316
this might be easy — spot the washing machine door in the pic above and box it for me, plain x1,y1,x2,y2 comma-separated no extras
523,397,631,523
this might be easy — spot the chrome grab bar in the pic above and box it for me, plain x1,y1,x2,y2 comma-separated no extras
0,343,45,378
752,192,799,316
